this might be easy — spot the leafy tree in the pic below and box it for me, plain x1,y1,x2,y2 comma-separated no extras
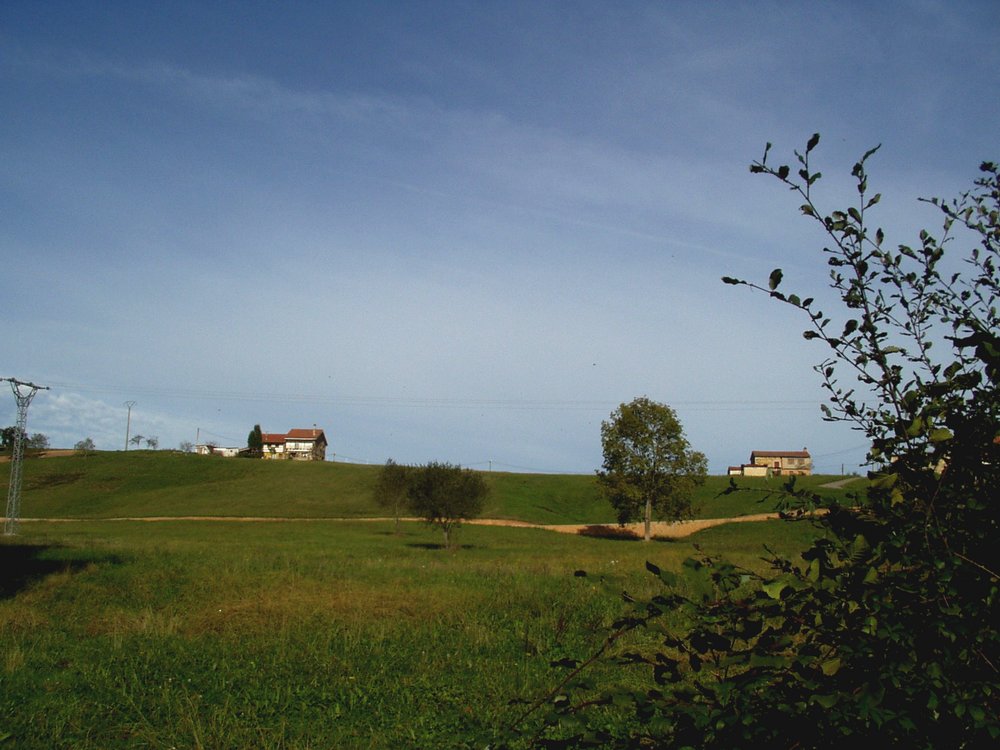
373,458,413,534
74,437,96,454
26,433,49,450
407,461,489,549
1,426,25,451
247,424,263,457
520,138,999,747
145,436,158,450
129,434,144,448
597,397,707,541
179,440,195,453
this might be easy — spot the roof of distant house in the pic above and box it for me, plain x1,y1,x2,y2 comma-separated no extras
286,428,326,441
261,433,286,444
750,450,811,458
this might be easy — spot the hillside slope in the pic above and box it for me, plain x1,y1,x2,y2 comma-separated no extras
0,451,861,524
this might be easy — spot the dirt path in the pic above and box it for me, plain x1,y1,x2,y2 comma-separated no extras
12,513,787,539
819,476,862,489
0,449,77,462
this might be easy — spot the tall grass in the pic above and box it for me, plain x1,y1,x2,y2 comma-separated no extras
0,517,824,748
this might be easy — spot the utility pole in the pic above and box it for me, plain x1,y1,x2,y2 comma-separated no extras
3,377,49,535
124,401,136,451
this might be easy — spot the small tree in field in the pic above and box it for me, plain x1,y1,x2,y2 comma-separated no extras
74,437,95,455
373,458,413,534
27,433,50,451
597,396,707,541
407,461,489,549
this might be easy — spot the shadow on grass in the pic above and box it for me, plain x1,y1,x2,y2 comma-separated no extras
0,544,121,599
576,525,640,541
405,542,475,550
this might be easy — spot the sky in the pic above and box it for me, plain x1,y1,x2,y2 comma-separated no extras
2,1,998,474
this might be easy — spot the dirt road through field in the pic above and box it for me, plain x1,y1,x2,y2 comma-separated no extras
11,513,789,539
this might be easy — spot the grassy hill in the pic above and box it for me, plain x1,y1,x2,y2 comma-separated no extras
0,453,863,748
0,451,863,524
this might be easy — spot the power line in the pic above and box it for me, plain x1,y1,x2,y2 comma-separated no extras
42,380,826,412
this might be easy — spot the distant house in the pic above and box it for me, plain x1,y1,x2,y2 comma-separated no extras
729,449,813,477
262,428,328,461
748,449,812,476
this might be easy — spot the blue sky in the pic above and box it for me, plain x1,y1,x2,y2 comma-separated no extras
2,1,997,473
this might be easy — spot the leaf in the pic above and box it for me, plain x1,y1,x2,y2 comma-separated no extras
929,428,953,442
820,657,842,676
807,558,821,582
768,268,783,290
777,165,790,180
806,133,820,153
762,579,789,599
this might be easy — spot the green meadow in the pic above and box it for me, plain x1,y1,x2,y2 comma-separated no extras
0,453,859,748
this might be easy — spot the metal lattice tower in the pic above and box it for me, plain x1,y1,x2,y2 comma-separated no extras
4,378,49,535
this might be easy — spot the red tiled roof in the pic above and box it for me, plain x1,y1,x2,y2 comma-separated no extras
261,433,286,444
286,428,325,441
750,450,811,458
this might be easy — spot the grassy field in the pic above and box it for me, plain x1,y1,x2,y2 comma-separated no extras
0,453,855,747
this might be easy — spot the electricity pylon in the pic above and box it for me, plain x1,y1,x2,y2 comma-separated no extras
3,378,49,535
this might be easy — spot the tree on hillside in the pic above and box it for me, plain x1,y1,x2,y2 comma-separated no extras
26,433,50,451
373,458,413,534
523,138,1000,747
407,462,489,549
1,426,26,452
597,396,707,542
129,434,144,449
247,424,263,457
74,437,96,455
179,440,194,453
145,436,158,450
